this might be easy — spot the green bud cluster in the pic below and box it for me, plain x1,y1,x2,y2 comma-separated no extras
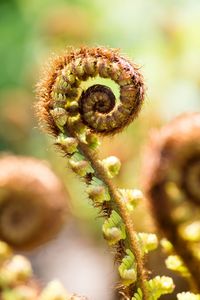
0,241,87,300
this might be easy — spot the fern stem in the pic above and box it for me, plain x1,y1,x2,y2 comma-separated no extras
75,138,148,299
36,46,148,299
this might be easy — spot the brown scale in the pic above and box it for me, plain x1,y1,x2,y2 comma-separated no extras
142,112,200,290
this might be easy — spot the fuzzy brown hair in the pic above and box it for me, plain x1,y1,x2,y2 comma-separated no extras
36,46,145,136
35,47,147,299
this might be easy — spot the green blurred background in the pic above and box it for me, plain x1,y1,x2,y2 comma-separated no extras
0,0,199,299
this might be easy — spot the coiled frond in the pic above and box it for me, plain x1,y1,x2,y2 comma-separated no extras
36,46,151,299
0,155,68,251
36,47,145,137
142,112,200,290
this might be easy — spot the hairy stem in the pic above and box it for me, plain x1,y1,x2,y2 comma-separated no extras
36,47,150,299
75,137,148,299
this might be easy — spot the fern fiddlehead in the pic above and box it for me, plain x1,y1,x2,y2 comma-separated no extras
0,155,68,251
36,47,150,299
142,112,200,291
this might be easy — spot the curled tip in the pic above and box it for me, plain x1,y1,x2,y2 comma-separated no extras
36,46,145,137
118,249,137,286
102,210,126,245
142,112,200,287
101,156,121,178
0,155,69,251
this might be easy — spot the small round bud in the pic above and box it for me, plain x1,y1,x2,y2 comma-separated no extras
147,276,174,298
101,156,121,178
179,221,200,242
74,58,84,78
56,134,78,154
160,238,174,254
69,159,91,177
158,276,174,293
85,132,100,150
118,189,143,211
83,57,96,75
62,69,76,85
66,101,79,115
0,255,32,286
138,233,158,254
50,108,67,128
40,280,70,300
165,255,190,277
68,116,86,134
103,227,122,245
87,185,110,203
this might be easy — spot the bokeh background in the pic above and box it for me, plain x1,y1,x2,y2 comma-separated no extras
0,0,200,299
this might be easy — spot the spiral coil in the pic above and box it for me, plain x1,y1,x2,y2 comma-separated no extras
0,155,68,250
37,47,145,136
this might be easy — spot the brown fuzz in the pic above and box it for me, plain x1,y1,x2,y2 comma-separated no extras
0,155,68,251
36,47,145,136
142,112,200,290
36,47,147,299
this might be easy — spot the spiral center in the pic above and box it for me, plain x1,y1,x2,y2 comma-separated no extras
80,84,116,115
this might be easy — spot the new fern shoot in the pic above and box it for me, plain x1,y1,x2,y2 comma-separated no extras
36,46,177,300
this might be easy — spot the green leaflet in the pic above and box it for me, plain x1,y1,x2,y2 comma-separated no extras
102,210,126,245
